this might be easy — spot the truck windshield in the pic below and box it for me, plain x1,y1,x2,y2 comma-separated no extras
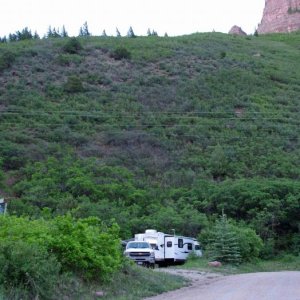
127,242,149,249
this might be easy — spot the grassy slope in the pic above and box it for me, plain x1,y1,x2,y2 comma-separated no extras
0,32,300,238
1,33,299,183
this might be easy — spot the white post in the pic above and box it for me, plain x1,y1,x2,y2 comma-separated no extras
0,198,6,215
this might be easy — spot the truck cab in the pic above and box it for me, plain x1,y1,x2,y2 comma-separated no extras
124,241,155,268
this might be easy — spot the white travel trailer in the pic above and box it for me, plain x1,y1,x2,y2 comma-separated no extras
135,229,202,266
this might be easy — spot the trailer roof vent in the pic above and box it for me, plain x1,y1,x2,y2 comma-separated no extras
145,229,157,234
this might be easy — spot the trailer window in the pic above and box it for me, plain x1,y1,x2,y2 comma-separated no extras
178,239,183,248
167,241,172,247
195,245,200,250
187,243,193,250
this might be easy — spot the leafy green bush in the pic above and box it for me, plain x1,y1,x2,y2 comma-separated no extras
0,50,16,72
64,75,84,93
111,47,131,60
0,241,61,299
62,37,82,54
49,215,122,280
0,215,122,282
232,225,263,261
55,53,83,66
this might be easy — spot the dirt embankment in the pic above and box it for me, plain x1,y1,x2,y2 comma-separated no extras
144,269,300,300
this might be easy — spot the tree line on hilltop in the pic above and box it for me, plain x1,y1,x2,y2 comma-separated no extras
0,22,163,43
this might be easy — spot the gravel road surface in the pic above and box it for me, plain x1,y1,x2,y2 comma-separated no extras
144,269,300,300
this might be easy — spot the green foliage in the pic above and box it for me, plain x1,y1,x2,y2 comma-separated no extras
0,241,61,299
8,27,34,42
206,214,241,264
201,216,263,263
231,225,263,261
62,37,83,54
56,53,83,66
0,31,300,257
46,26,67,39
0,50,16,71
0,215,122,283
191,178,300,255
104,261,187,299
111,47,132,60
127,26,136,38
49,215,122,280
79,22,90,37
64,75,84,93
12,155,146,238
116,27,121,37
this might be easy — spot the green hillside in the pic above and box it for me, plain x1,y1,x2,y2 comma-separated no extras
0,32,300,254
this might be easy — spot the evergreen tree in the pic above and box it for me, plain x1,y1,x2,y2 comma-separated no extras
0,36,7,43
47,27,61,38
79,21,90,36
208,213,241,264
101,29,107,37
8,33,17,42
164,32,168,37
15,27,32,41
52,27,60,38
116,27,121,37
147,28,151,36
127,26,136,38
46,26,52,38
33,31,40,39
152,29,158,36
61,25,68,37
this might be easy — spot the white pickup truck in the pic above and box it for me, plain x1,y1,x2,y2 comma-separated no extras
124,241,155,268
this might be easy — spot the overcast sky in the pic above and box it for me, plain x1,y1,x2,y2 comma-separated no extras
1,0,265,37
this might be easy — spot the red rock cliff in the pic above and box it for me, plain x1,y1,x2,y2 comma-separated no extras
257,0,300,34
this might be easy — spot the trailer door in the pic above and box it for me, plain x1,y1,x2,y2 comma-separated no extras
164,236,175,259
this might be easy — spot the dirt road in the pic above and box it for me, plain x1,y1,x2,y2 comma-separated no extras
144,269,300,300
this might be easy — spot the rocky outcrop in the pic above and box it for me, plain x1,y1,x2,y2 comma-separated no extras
228,26,247,36
257,0,300,34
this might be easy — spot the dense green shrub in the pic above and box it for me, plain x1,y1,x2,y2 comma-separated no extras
62,37,82,54
0,50,16,72
111,47,131,60
64,75,84,93
0,241,61,299
55,54,83,66
201,215,262,263
232,225,264,261
0,215,122,282
49,215,122,280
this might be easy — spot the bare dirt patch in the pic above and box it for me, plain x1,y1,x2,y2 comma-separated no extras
144,270,300,300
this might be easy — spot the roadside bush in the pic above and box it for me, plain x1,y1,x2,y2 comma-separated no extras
0,241,61,299
201,215,263,263
64,75,84,93
62,37,82,54
111,47,131,60
232,225,263,261
0,215,123,283
49,215,122,281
